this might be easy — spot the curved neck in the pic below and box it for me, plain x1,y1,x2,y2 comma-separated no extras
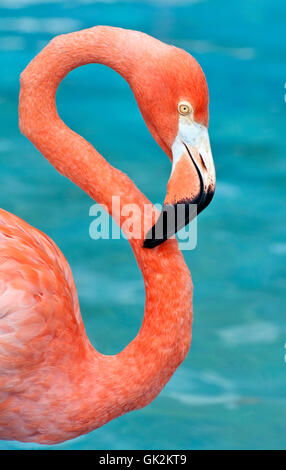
19,27,149,245
19,26,193,435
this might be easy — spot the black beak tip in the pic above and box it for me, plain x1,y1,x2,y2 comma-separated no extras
143,201,193,249
143,236,166,249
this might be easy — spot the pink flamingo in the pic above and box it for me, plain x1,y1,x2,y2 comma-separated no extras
0,26,215,444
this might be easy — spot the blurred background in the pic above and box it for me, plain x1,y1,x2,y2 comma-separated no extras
0,0,285,450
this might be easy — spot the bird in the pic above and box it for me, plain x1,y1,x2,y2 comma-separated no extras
0,26,215,444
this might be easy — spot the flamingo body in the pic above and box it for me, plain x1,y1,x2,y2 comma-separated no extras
0,26,215,443
0,206,191,443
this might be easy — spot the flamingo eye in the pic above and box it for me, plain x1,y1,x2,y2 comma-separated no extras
178,102,192,116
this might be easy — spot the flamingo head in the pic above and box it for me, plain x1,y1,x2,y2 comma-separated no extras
131,43,216,248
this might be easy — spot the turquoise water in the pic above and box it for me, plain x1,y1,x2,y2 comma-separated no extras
0,0,286,450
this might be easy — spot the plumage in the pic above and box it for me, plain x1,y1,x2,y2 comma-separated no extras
0,26,214,444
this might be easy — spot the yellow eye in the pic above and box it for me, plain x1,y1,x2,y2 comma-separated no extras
178,102,192,116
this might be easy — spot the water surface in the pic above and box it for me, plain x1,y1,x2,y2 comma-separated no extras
0,0,285,450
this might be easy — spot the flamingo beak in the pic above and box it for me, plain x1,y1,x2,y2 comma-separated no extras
144,123,215,248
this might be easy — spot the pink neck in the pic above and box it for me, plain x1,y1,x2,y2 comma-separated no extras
19,26,192,437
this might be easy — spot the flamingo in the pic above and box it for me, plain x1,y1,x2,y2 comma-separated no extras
0,26,215,444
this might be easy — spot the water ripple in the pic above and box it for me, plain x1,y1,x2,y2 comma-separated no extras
0,17,80,34
218,321,280,346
